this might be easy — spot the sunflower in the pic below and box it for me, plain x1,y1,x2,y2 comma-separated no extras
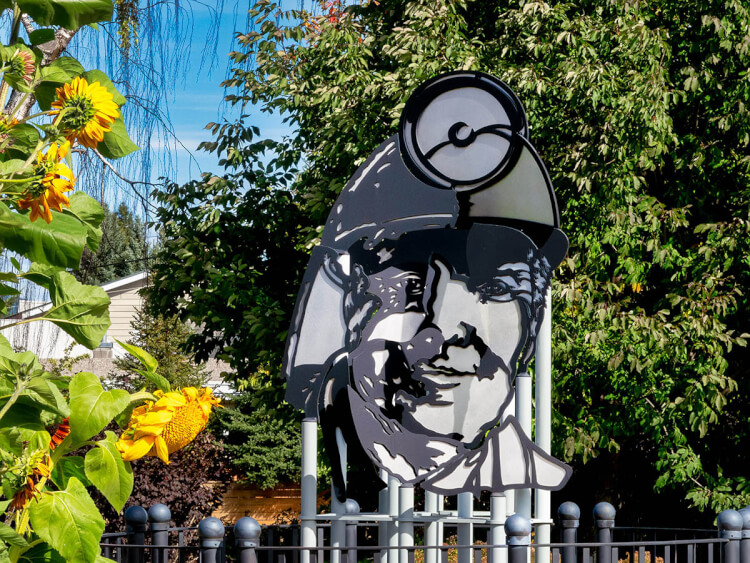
49,76,120,148
9,49,35,83
17,142,75,223
117,387,220,464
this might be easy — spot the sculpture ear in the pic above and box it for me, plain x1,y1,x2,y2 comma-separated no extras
283,246,349,411
540,228,569,269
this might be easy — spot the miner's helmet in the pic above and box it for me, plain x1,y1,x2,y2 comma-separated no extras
283,70,569,413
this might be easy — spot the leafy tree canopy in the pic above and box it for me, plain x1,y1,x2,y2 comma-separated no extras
150,0,750,516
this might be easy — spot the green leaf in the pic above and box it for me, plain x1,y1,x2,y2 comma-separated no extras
50,456,91,489
113,339,171,391
17,543,66,562
0,202,87,269
85,431,133,512
21,265,110,349
63,192,105,252
25,376,69,417
17,0,114,31
68,372,129,444
0,159,28,176
0,522,29,548
29,29,56,45
81,69,126,106
27,477,105,563
0,401,47,430
7,124,39,151
0,427,22,456
97,119,139,160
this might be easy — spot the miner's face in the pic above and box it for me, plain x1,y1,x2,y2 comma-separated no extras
349,235,536,448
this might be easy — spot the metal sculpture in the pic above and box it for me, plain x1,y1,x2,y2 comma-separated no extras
283,71,572,501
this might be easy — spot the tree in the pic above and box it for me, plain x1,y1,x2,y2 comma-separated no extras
76,202,149,286
113,307,208,391
149,0,750,520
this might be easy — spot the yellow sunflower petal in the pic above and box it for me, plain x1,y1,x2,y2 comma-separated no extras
152,435,170,464
117,435,155,461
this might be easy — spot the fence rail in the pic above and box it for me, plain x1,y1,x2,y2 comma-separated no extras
100,502,750,563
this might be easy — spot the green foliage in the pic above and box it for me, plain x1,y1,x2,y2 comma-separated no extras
112,308,208,391
76,202,148,286
211,393,301,490
152,0,750,515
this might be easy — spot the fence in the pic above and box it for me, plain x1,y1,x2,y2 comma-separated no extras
100,501,750,563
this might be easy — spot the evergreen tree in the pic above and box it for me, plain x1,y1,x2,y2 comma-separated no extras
113,308,208,392
76,203,149,286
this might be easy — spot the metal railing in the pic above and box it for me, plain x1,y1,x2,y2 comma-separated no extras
99,501,750,563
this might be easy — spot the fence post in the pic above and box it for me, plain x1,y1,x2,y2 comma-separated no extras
148,503,171,563
505,514,530,563
199,516,226,563
235,517,262,563
739,507,750,563
593,502,615,563
345,499,360,563
558,502,580,563
718,509,742,563
125,505,148,563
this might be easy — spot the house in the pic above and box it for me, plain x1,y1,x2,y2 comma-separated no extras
0,271,231,393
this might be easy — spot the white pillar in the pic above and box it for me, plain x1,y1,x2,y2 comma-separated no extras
388,475,400,563
425,492,439,563
379,470,390,563
331,430,347,563
515,373,532,519
534,288,553,563
398,485,414,563
457,492,473,563
489,493,507,563
301,418,318,563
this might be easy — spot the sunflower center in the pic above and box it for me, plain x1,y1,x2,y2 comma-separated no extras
63,95,97,130
161,402,208,454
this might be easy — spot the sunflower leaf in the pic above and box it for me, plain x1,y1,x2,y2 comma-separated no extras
84,431,133,512
21,265,111,349
97,119,139,160
17,543,67,562
27,477,105,563
18,0,113,31
0,522,29,548
0,202,87,269
69,372,129,444
63,192,105,253
50,456,91,489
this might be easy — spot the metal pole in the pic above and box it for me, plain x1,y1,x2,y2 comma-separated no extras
235,517,261,563
557,502,580,563
399,485,414,563
593,502,615,563
437,494,445,550
344,499,360,563
148,503,171,563
331,429,347,563
534,288,552,563
457,492,474,563
124,505,147,563
380,470,390,563
514,373,532,519
301,418,318,563
739,507,750,563
388,475,400,563
198,517,225,563
718,510,743,563
489,493,507,563
505,514,530,563
425,492,439,563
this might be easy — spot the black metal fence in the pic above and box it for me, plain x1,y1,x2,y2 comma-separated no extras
100,501,750,563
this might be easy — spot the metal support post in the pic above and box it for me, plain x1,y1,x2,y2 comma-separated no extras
739,507,750,563
718,510,743,563
124,505,147,563
301,418,318,563
380,469,390,563
557,502,580,563
534,288,553,563
399,485,414,563
331,430,347,563
344,499,360,563
593,502,615,563
148,504,171,563
198,517,225,563
425,492,440,563
505,514,530,563
235,517,262,563
489,493,507,563
457,492,474,563
388,476,400,563
514,373,532,519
